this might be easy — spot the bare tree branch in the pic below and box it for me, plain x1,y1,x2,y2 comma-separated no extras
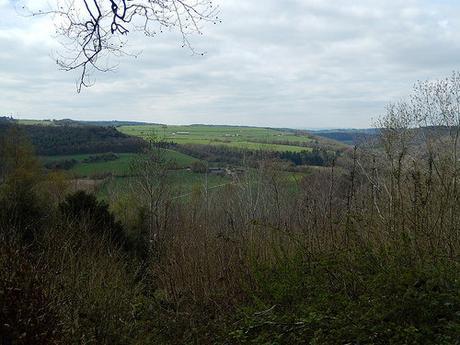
19,0,220,92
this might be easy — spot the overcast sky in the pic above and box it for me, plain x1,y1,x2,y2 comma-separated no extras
1,0,460,128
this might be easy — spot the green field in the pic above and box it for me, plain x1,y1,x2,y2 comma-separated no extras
41,150,200,177
42,151,310,200
99,169,231,200
16,120,334,153
118,124,314,152
98,168,310,202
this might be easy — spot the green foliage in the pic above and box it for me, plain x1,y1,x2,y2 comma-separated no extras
279,147,336,166
59,191,127,246
0,122,146,156
0,126,45,241
226,255,460,345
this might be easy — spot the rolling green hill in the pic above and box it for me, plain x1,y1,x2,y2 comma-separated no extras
118,124,320,152
41,150,200,177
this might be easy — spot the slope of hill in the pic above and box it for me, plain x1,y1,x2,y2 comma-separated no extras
311,128,379,145
0,121,146,155
16,118,152,127
42,150,201,177
118,124,346,152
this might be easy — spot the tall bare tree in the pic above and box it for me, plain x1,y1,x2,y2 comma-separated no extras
129,133,173,259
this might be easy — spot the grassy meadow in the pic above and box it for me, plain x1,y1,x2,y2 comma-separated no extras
41,150,201,177
40,150,236,201
99,170,231,201
118,124,317,152
35,124,323,202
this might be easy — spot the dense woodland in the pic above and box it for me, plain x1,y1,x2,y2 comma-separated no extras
312,129,378,145
0,118,146,155
1,77,460,344
175,143,338,167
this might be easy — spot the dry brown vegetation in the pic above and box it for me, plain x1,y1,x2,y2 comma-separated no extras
1,75,460,344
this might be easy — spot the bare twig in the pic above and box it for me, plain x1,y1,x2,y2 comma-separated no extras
20,0,220,92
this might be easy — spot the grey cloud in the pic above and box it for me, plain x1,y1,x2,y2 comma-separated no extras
2,0,460,128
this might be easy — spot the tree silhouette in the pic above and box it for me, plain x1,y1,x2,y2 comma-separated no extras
21,0,219,91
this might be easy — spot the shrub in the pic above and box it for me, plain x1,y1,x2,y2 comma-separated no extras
0,245,62,345
59,191,127,247
225,255,460,345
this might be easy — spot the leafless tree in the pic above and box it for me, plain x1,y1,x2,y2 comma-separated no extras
19,0,219,91
129,133,173,258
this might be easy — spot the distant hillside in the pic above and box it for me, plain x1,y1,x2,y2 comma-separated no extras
16,118,153,127
0,120,146,155
118,123,348,153
311,128,379,145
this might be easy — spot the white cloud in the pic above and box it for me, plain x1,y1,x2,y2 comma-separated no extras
1,0,460,128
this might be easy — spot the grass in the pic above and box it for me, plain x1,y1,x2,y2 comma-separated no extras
40,146,311,203
118,124,316,152
41,153,136,177
41,150,201,177
73,154,134,177
170,169,230,195
98,170,231,201
41,151,231,200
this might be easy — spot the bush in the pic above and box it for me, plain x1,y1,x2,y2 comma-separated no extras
83,153,119,163
59,191,127,247
0,125,45,242
224,254,460,345
0,246,62,345
44,159,77,170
